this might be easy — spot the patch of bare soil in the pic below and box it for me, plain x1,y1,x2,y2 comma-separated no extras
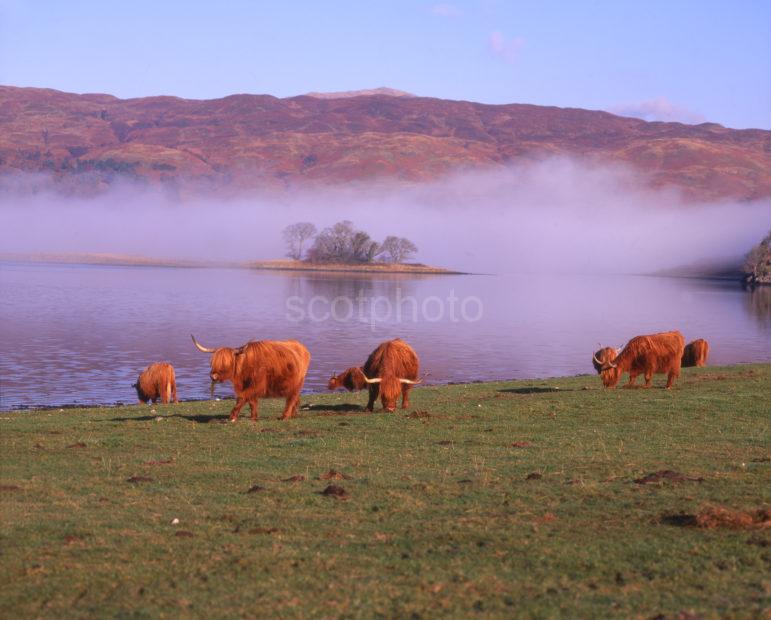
283,475,305,482
436,440,453,446
67,442,87,449
406,410,431,419
634,470,703,484
526,473,543,480
319,470,352,481
126,476,153,483
0,484,21,492
662,506,770,529
295,430,321,438
175,531,194,537
320,484,349,499
63,534,84,545
145,458,173,466
248,527,279,535
510,441,531,448
245,485,265,493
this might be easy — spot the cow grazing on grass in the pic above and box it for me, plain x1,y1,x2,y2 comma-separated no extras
327,367,369,392
593,331,685,389
591,346,619,388
191,335,311,421
682,339,709,367
328,339,420,412
133,362,178,404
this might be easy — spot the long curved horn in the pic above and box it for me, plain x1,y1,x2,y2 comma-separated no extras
191,334,215,353
399,378,421,385
362,376,382,384
593,352,603,365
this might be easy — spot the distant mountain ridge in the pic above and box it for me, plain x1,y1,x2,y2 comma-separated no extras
1,85,769,201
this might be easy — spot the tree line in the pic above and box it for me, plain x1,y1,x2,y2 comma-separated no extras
282,221,418,264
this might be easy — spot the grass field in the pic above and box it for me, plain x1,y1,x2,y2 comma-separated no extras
1,364,769,618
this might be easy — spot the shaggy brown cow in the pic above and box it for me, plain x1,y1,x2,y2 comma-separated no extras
591,346,619,388
682,338,709,367
133,362,178,404
327,367,369,392
593,330,685,389
192,335,311,421
328,339,420,412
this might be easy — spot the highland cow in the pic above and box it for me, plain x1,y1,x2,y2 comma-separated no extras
682,339,709,367
591,346,619,388
328,339,420,412
192,335,311,421
593,331,685,389
133,362,178,404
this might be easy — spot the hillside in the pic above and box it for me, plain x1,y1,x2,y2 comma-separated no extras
1,85,769,200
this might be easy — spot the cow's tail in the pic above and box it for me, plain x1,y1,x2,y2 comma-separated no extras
165,380,172,404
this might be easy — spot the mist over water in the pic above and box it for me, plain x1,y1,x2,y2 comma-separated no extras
2,158,769,274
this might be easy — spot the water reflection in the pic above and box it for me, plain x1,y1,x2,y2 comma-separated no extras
0,263,768,410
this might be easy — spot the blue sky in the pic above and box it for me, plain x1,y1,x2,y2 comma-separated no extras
1,0,769,128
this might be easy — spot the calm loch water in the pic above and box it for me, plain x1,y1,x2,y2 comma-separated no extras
0,262,769,410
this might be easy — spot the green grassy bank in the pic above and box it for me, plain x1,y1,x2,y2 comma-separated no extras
1,364,769,618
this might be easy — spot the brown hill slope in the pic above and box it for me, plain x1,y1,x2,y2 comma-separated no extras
1,85,769,200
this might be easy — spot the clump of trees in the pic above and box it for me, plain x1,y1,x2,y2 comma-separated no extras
281,220,418,264
743,230,771,288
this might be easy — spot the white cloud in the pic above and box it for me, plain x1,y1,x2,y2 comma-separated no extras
609,97,706,125
431,3,461,17
489,30,524,64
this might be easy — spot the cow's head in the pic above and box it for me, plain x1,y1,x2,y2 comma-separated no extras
327,368,367,391
362,374,420,412
132,378,148,403
191,335,237,384
592,346,620,387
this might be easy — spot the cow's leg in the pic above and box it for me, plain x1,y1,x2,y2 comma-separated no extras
643,369,653,388
627,372,638,387
230,397,247,422
280,393,300,420
401,384,412,409
666,364,680,389
161,383,169,404
249,398,260,421
366,385,379,412
171,381,178,403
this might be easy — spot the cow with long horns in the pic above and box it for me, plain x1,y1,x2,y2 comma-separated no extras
133,362,178,404
328,339,420,412
591,346,620,388
682,338,709,367
192,335,311,421
593,331,685,389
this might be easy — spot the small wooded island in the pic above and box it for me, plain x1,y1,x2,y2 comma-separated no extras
256,220,462,274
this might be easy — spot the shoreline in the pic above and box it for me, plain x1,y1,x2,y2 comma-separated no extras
4,362,769,413
0,253,466,275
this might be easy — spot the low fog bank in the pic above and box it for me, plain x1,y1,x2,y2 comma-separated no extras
1,159,769,275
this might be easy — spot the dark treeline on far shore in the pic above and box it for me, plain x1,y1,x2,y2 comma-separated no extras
282,221,418,265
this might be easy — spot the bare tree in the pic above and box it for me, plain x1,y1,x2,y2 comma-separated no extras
282,222,317,260
378,236,418,263
307,221,379,263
